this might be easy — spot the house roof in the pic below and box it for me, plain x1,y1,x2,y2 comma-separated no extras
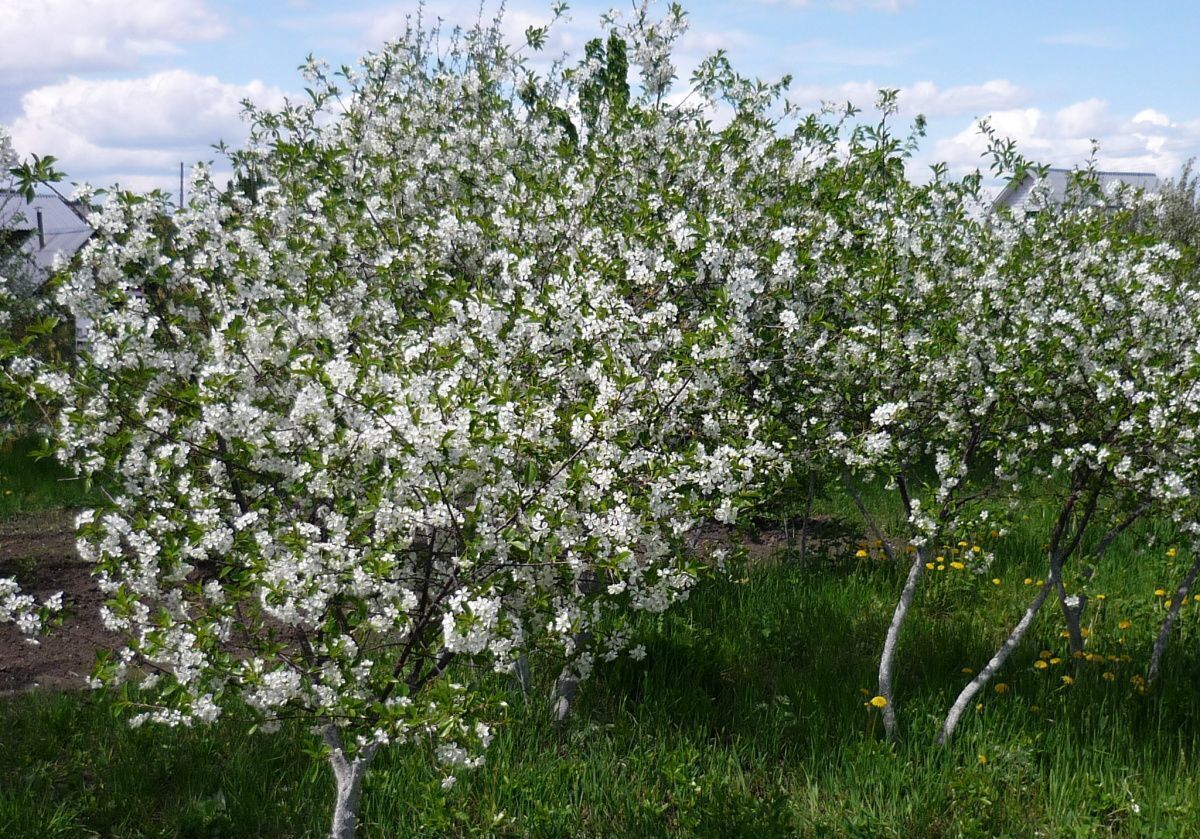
0,190,93,280
991,168,1159,212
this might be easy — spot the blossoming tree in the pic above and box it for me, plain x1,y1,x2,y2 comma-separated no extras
37,9,779,837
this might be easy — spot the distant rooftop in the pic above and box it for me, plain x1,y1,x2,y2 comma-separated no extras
0,190,93,289
992,168,1160,213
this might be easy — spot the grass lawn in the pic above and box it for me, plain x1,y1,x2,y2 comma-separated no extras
2,451,1200,837
0,436,99,516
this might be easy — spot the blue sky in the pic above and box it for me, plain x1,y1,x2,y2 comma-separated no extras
3,0,1199,195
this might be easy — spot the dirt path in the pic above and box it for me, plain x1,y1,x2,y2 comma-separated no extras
0,510,113,695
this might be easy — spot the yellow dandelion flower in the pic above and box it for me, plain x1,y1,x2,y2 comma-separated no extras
1050,657,1062,665
992,578,1002,586
1039,650,1052,660
978,754,988,765
1061,675,1074,686
994,683,1010,694
957,541,969,547
925,562,935,570
975,703,984,712
971,545,982,554
961,667,974,675
1095,594,1106,601
1155,588,1167,597
937,565,945,571
1024,578,1033,586
936,556,945,563
1033,660,1049,670
1167,547,1178,558
950,561,965,570
869,695,888,709
1103,671,1116,682
1037,579,1045,586
856,549,869,558
1119,619,1131,630
990,530,1000,538
1165,600,1174,609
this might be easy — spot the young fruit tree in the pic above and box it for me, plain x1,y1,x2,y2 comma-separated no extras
38,9,773,837
936,168,1200,743
0,124,66,641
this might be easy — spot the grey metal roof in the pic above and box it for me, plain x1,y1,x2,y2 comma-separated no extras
0,190,93,288
992,168,1160,213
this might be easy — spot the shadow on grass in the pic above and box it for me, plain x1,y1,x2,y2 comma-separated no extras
4,556,1200,837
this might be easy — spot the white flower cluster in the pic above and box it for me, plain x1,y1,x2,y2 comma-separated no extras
0,576,62,642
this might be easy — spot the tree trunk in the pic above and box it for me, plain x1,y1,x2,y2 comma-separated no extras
323,726,379,839
938,575,1056,745
1056,578,1086,655
1148,552,1200,684
552,629,591,724
552,573,599,724
797,471,816,567
842,469,897,563
877,544,927,739
515,653,533,695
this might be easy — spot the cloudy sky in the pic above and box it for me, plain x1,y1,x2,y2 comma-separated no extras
3,0,1199,197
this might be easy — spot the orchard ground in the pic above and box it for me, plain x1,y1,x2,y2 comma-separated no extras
2,441,1200,837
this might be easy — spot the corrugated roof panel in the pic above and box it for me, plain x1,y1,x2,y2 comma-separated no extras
0,190,92,281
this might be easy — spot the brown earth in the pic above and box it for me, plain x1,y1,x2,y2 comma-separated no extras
0,510,115,696
0,509,871,696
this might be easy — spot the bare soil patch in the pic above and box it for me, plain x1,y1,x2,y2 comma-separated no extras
0,510,114,695
0,509,872,697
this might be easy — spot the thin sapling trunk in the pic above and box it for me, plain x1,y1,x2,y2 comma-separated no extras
1148,551,1200,684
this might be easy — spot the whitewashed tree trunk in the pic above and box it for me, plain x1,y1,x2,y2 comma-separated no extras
1148,553,1200,684
878,545,927,739
938,575,1056,745
323,726,379,839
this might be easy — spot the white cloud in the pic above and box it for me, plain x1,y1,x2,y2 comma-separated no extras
283,1,588,56
1052,98,1111,137
1041,29,1128,49
8,71,287,193
0,0,226,85
1134,109,1171,127
284,1,757,100
932,100,1200,178
788,78,1026,118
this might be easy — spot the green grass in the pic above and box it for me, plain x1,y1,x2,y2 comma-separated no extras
0,436,99,515
3,464,1200,837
